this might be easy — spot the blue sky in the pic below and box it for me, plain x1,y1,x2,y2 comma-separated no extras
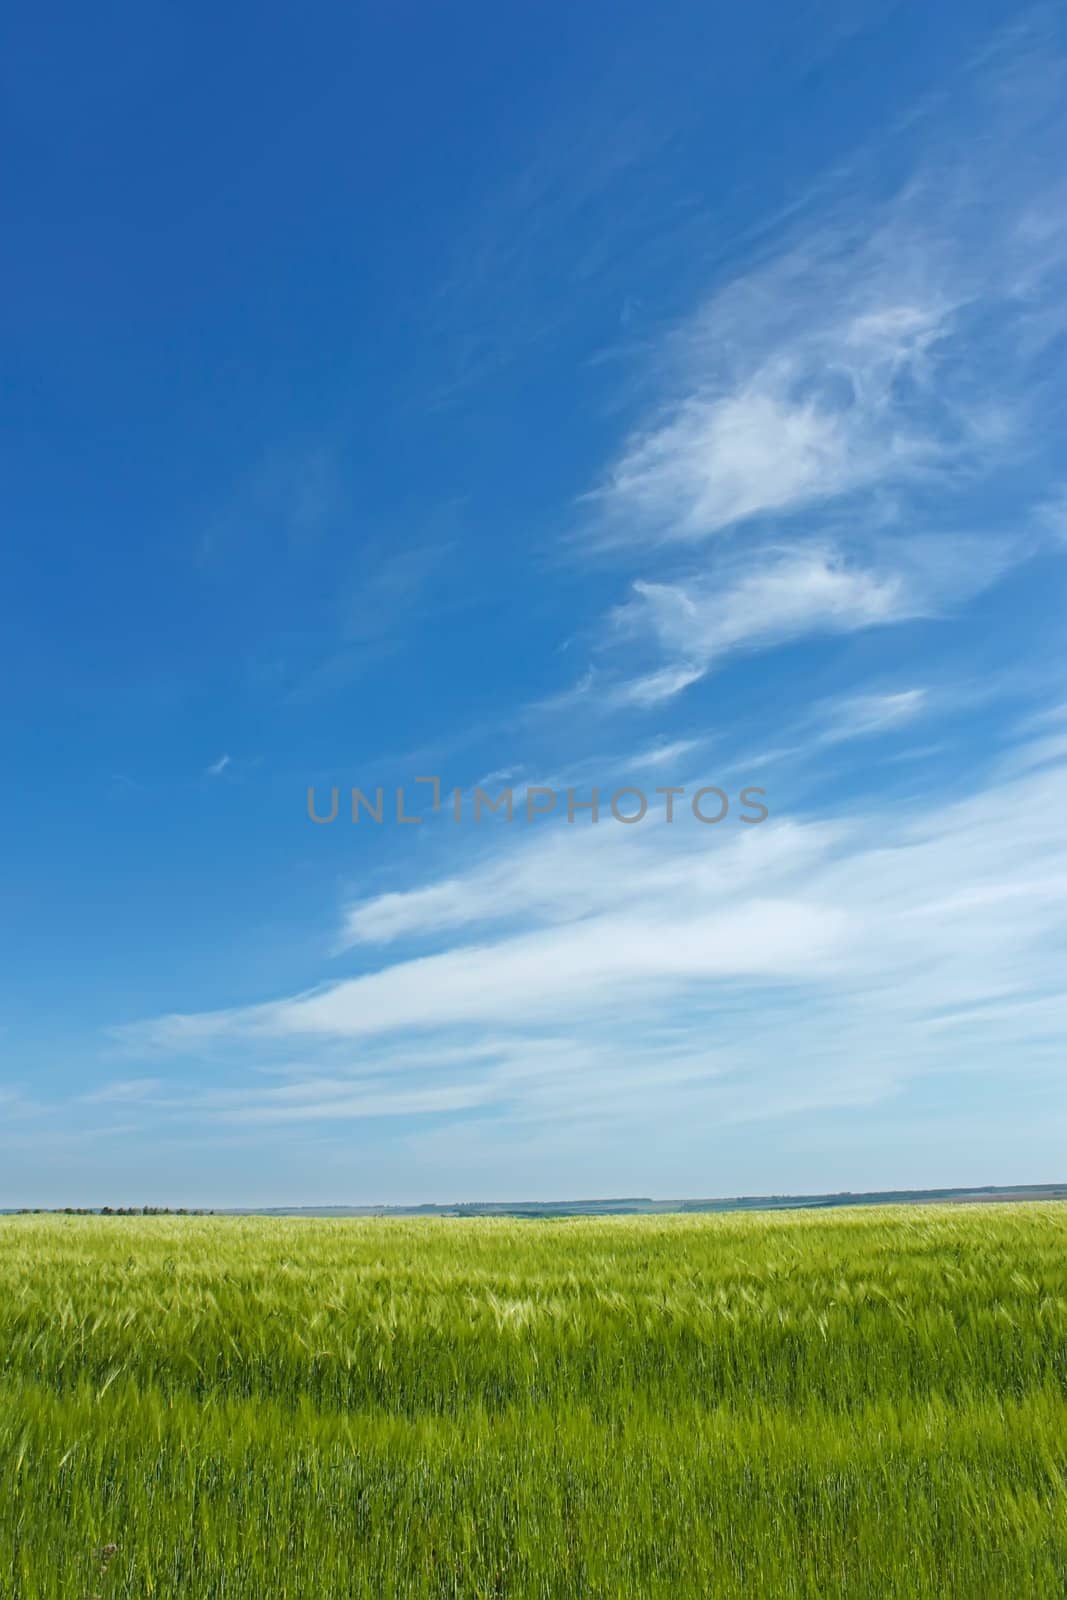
3,1,1067,1206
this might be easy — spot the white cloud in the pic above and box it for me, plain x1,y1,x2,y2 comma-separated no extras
102,700,1067,1181
211,1081,489,1125
548,62,1067,724
813,688,928,744
129,742,1067,1093
81,1077,164,1105
334,799,820,949
133,893,843,1053
584,234,960,548
609,662,706,706
582,52,1067,559
1036,490,1067,546
618,546,907,662
590,346,930,546
630,738,704,767
607,537,1005,689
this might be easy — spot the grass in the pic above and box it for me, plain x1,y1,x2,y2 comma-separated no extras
1,1204,1065,1597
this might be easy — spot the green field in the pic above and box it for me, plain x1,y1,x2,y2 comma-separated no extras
2,1206,1066,1598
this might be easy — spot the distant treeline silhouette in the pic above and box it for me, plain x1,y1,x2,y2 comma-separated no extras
17,1206,213,1216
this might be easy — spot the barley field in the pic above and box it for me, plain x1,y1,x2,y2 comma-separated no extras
1,1205,1065,1598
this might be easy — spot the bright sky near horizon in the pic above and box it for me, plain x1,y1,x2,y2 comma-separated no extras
3,1,1067,1206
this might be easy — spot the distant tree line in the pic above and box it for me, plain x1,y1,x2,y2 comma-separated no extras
16,1206,213,1215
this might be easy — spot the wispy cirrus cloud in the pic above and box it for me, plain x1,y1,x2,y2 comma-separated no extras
117,732,1067,1156
630,737,704,768
812,688,929,745
80,1077,164,1105
534,40,1067,725
586,295,954,548
601,535,1009,703
1036,490,1067,546
607,662,705,708
581,32,1067,558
